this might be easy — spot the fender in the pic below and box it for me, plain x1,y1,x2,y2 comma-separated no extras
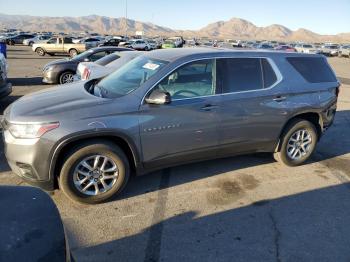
48,129,142,180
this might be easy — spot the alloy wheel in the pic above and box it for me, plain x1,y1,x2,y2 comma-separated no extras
73,155,119,196
286,129,312,160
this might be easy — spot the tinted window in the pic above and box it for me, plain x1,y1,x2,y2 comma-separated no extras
153,60,215,100
287,57,337,83
64,38,73,44
217,58,263,93
95,53,120,66
89,51,107,62
262,59,277,87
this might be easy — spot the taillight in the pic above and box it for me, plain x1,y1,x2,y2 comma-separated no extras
82,67,91,80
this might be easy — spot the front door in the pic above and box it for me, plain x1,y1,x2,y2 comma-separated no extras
139,59,221,168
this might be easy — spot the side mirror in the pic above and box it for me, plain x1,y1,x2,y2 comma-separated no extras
145,90,171,105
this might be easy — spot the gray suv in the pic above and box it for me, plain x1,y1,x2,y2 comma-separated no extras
2,48,339,204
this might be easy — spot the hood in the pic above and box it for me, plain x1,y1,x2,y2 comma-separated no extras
44,58,77,68
5,82,108,123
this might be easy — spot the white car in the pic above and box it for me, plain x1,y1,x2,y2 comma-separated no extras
321,45,339,56
167,37,184,47
73,37,103,48
75,51,143,81
23,35,51,46
295,44,320,54
127,39,151,51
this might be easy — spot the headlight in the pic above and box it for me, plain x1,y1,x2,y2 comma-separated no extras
8,122,59,139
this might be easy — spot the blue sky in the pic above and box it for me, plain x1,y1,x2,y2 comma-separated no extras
0,0,349,34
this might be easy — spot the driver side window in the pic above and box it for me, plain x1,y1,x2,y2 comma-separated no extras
154,59,215,100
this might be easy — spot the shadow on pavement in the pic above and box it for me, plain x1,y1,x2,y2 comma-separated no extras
8,77,43,86
72,183,350,262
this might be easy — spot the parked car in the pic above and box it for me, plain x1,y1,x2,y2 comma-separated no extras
23,35,51,46
274,45,297,52
0,53,11,99
256,43,274,50
320,44,339,56
338,45,350,58
162,40,176,49
2,48,339,204
32,37,88,57
76,50,143,81
146,39,159,50
295,44,321,54
73,37,103,48
5,34,36,45
126,39,152,51
42,46,132,84
99,38,121,47
167,36,185,47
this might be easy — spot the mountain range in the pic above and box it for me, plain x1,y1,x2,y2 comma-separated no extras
0,13,349,42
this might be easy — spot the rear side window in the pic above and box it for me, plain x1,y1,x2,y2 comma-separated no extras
96,53,120,66
217,58,263,93
287,57,337,83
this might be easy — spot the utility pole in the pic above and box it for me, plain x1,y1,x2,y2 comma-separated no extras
125,0,128,38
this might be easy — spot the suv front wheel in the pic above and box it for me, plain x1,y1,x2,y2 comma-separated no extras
59,141,130,204
274,119,318,166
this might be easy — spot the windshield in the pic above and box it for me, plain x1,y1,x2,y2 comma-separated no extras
95,56,168,98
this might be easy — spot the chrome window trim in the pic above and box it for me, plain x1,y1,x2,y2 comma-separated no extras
141,56,283,105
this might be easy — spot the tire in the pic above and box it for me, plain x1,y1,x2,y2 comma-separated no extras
29,41,34,47
9,40,15,45
69,49,78,57
144,46,149,51
274,119,318,166
36,47,45,56
59,141,130,204
59,71,74,84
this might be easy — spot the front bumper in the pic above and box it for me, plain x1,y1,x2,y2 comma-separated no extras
2,129,55,191
42,69,60,84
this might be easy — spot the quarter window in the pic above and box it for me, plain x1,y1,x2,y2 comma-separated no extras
153,60,215,100
262,59,278,87
287,57,337,83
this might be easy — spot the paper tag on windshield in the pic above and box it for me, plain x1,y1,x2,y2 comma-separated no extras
143,63,160,70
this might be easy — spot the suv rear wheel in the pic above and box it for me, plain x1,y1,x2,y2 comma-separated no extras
59,141,130,204
274,119,318,166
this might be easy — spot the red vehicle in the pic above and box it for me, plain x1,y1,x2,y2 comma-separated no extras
275,45,297,52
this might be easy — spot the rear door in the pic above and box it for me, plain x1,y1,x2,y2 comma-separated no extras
139,59,221,168
216,58,287,155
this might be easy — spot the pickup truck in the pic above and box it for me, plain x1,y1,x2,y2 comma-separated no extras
32,37,88,57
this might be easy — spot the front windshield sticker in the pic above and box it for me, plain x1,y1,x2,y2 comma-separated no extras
143,63,160,70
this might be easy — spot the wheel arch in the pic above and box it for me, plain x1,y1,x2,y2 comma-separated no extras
275,111,322,152
49,131,141,188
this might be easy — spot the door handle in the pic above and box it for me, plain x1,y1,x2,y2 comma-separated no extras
200,104,218,111
273,96,287,102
